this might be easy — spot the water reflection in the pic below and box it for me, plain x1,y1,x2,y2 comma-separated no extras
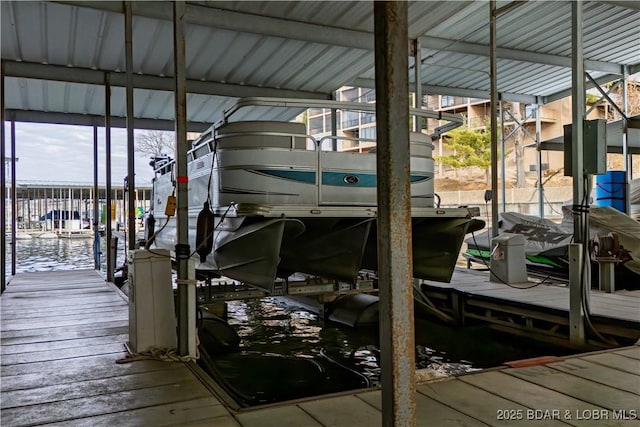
5,234,128,279
224,297,480,388
8,236,97,273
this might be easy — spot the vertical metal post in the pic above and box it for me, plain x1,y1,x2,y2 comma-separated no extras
570,0,586,344
10,118,16,275
489,1,499,238
331,92,338,151
173,0,191,357
412,39,422,132
499,100,506,212
93,124,100,270
58,188,62,233
68,187,72,233
1,61,6,293
105,73,114,281
27,189,31,229
373,2,416,426
124,1,136,251
621,67,631,212
536,104,544,218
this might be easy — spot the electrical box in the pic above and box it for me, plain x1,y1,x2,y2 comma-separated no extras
563,119,607,176
490,233,528,284
128,249,177,353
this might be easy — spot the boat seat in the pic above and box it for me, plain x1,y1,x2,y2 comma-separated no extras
216,121,308,150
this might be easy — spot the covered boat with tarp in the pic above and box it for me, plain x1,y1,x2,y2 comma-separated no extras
465,206,640,288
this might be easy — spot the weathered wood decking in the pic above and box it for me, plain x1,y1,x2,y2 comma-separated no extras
2,270,639,426
421,269,640,344
0,270,236,426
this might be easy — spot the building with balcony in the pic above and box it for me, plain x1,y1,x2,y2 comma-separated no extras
306,87,378,153
306,85,634,187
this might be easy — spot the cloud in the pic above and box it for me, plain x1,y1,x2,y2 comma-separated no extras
5,122,156,185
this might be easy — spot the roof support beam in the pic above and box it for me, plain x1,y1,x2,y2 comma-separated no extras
5,109,210,132
544,73,621,104
351,77,541,104
57,1,628,76
597,1,640,11
418,36,623,74
2,61,329,100
55,1,374,50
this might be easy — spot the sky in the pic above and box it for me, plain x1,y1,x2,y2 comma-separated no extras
4,122,158,186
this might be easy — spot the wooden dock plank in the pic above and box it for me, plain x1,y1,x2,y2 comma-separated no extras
1,353,130,377
615,347,640,360
1,358,178,392
548,359,640,395
1,313,128,332
1,333,130,355
416,378,569,426
505,365,639,410
1,366,196,409
2,287,116,297
0,326,128,346
173,416,242,427
357,389,490,426
0,320,129,340
1,294,125,308
581,352,640,375
459,370,621,427
0,380,213,426
0,342,127,365
298,394,382,427
1,304,127,320
39,398,234,427
235,405,323,427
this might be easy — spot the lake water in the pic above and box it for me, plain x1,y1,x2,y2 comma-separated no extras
5,236,570,406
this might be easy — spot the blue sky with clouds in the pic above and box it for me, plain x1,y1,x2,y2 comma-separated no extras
4,122,157,186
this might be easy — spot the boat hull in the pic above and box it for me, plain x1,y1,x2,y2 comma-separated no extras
361,216,479,283
152,205,479,292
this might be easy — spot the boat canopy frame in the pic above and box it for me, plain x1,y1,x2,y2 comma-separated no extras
190,97,464,150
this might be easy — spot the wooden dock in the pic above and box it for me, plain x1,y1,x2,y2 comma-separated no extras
2,270,639,426
0,270,237,427
420,268,640,347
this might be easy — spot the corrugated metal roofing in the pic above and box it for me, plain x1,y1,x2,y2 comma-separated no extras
1,0,639,128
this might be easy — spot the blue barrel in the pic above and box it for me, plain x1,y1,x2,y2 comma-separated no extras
595,170,627,213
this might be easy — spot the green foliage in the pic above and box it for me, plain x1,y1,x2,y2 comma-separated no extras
586,93,600,105
435,127,491,171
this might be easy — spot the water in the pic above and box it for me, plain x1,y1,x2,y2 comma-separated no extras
7,236,97,273
5,234,125,275
6,237,571,406
223,297,481,384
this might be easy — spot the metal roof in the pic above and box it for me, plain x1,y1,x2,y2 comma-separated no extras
1,0,639,129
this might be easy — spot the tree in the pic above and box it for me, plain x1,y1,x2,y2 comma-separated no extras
436,126,491,183
135,130,175,157
506,102,526,188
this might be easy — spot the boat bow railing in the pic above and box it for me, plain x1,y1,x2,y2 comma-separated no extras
218,97,464,138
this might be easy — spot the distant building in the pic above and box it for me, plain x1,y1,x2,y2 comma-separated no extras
306,87,377,153
423,95,611,179
306,86,621,185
